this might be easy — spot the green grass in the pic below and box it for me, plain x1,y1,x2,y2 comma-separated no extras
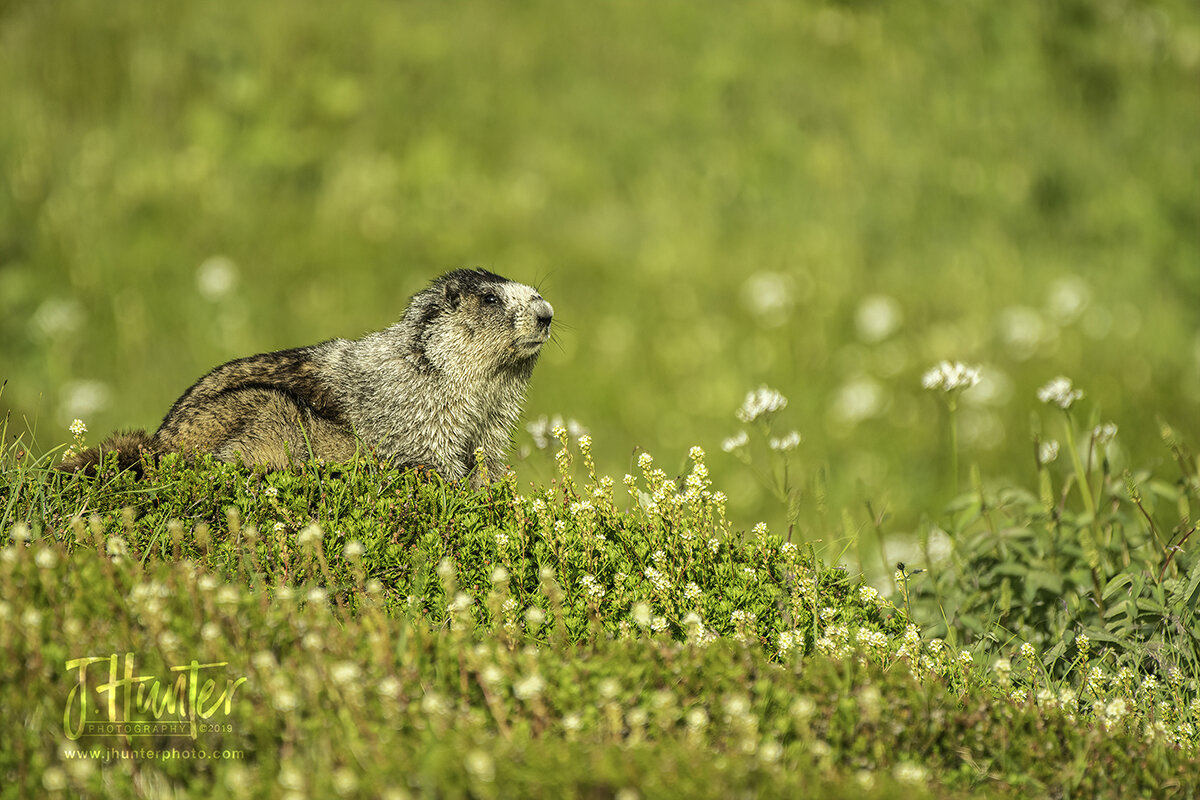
2,0,1198,545
3,1,1200,795
3,421,1200,797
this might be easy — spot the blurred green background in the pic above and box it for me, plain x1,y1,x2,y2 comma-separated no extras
2,0,1198,550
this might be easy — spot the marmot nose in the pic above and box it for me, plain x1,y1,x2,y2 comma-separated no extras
535,300,554,331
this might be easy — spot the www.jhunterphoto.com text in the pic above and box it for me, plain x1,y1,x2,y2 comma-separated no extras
62,746,246,763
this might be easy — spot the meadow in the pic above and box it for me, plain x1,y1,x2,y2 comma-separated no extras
2,0,1200,796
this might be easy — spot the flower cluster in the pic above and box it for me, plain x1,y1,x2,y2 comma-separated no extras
643,566,671,594
580,574,606,601
1037,376,1083,409
1092,422,1118,445
736,386,788,423
921,361,981,393
768,431,801,452
721,431,749,453
62,418,88,461
526,414,589,449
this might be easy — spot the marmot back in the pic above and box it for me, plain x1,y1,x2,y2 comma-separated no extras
61,269,554,488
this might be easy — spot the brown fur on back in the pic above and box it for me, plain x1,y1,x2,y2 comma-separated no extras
151,345,356,467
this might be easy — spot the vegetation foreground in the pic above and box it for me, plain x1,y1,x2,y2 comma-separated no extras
3,406,1200,799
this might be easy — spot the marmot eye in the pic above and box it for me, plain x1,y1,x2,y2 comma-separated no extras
482,293,500,306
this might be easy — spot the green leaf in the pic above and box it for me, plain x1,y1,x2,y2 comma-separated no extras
1101,573,1134,601
1171,557,1200,610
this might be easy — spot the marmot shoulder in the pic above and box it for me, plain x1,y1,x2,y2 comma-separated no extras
61,268,554,488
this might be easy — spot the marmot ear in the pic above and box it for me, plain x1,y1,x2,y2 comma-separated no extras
443,278,463,310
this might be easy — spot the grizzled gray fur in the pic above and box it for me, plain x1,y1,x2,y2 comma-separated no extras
61,269,553,487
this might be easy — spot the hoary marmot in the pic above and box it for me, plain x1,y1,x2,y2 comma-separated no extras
61,268,553,488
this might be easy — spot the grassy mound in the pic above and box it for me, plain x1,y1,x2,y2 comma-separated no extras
3,425,1198,798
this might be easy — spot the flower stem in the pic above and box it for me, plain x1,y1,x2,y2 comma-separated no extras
1062,414,1096,520
948,397,960,496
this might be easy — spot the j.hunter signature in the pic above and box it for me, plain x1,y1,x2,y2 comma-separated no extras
64,653,247,740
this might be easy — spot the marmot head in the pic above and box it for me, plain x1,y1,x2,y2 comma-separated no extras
407,268,554,376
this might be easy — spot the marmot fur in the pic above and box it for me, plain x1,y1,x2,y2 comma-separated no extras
61,269,553,488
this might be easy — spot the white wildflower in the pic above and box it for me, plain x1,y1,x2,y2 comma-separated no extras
524,606,545,629
691,618,717,646
1102,697,1129,730
580,575,606,600
759,739,784,765
512,674,546,701
644,566,670,593
768,430,802,451
790,696,816,721
1037,376,1083,409
1039,440,1060,464
297,524,322,548
1093,422,1118,445
464,750,495,784
778,630,805,658
731,610,756,627
736,386,788,423
921,360,981,392
34,548,58,570
893,762,928,785
331,662,361,687
857,630,888,653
